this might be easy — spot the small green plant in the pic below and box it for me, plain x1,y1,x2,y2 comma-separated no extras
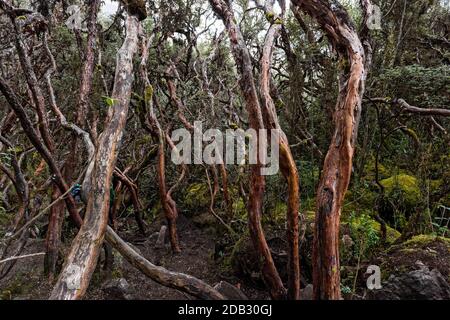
341,285,352,295
102,96,118,107
349,212,380,258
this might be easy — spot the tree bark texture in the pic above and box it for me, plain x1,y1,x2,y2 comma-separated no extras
49,14,140,300
209,0,287,300
292,0,368,300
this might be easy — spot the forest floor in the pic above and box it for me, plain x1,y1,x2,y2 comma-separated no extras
0,214,269,300
1,211,449,300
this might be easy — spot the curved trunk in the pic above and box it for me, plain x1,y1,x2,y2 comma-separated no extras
209,0,286,300
49,14,140,300
292,0,368,300
105,226,223,300
259,16,300,300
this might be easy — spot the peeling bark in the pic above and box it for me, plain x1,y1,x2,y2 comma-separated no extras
49,14,141,300
104,226,224,300
259,4,300,299
67,0,101,180
291,0,368,300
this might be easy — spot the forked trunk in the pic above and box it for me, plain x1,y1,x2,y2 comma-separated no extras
209,0,287,300
49,14,140,300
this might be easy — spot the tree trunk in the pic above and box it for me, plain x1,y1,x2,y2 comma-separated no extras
44,188,65,280
49,14,140,300
209,0,287,300
292,0,368,300
104,226,223,300
65,0,100,181
0,78,83,228
259,11,300,300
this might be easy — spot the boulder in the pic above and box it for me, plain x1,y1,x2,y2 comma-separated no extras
214,281,248,300
369,261,450,300
364,235,450,300
102,278,134,300
300,284,313,300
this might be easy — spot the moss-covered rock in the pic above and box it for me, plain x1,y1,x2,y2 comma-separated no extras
380,174,422,207
400,234,450,250
378,174,423,229
379,235,450,282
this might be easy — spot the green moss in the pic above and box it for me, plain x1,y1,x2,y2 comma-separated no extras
111,268,123,279
345,212,400,244
430,179,442,192
144,85,153,103
183,183,210,210
380,174,422,207
304,210,315,223
232,198,247,218
264,202,287,225
382,234,450,281
402,234,450,249
265,11,275,22
385,225,401,243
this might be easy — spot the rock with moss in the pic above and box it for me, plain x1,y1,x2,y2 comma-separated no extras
381,235,450,281
378,174,422,229
367,235,450,299
380,174,421,207
370,261,450,300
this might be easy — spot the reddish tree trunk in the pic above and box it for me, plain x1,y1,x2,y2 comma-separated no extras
66,0,100,179
292,0,369,300
209,0,287,300
259,11,300,300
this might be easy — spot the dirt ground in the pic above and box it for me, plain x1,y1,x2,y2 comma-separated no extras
0,214,268,300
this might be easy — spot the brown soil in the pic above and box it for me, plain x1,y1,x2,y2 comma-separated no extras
0,214,268,300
